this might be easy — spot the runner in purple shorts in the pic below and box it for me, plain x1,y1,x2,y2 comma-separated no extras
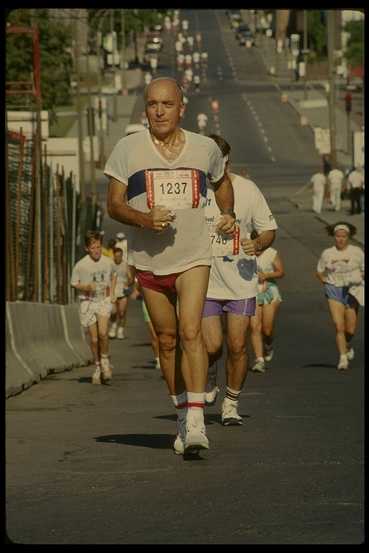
202,135,278,425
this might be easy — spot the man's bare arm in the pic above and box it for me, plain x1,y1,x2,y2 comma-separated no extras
241,230,276,256
213,172,234,215
107,177,153,229
212,173,235,233
107,177,175,231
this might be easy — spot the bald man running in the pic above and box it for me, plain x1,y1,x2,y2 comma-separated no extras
105,77,235,455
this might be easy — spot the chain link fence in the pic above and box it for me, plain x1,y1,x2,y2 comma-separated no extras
6,129,102,304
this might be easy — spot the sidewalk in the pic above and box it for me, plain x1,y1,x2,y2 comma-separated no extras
254,30,365,246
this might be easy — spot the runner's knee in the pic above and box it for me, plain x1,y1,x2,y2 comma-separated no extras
179,323,201,344
157,332,177,352
227,336,246,356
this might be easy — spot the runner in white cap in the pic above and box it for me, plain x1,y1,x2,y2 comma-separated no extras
202,134,277,424
105,77,235,455
316,221,364,370
109,246,132,340
197,112,208,134
249,230,285,373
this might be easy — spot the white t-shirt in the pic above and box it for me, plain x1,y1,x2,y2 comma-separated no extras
328,169,344,190
317,244,364,287
347,170,364,189
71,254,116,301
104,129,226,275
257,247,278,275
205,174,278,300
311,172,326,192
115,238,128,262
113,259,129,296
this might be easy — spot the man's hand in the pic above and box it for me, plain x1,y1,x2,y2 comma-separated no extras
150,205,176,232
86,283,97,292
216,214,235,235
241,238,257,256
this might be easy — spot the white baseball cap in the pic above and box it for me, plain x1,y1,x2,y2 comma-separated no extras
116,231,125,239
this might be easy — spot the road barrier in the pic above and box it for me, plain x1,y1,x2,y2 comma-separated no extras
61,304,93,366
6,302,92,398
6,303,38,398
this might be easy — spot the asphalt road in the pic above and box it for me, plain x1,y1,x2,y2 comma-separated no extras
5,9,364,545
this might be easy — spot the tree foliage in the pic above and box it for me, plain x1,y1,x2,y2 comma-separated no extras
307,11,327,59
6,9,73,111
88,8,165,48
344,20,364,67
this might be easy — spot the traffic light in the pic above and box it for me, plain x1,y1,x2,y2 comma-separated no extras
345,92,352,113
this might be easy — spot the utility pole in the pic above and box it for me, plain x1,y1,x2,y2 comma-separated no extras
85,37,96,207
120,9,128,96
303,10,308,100
96,12,108,168
111,10,118,121
327,10,337,167
30,14,43,302
74,19,86,203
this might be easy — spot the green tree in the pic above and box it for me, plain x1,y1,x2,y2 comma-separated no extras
307,11,327,60
344,20,364,67
6,9,73,112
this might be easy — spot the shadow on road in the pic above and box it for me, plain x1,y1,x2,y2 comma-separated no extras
301,363,338,369
94,433,174,449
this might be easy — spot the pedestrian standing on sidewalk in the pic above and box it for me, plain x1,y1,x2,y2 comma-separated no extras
346,166,364,215
108,247,132,340
249,230,284,374
105,77,235,455
202,134,277,424
71,231,117,384
316,222,364,371
310,169,327,214
328,166,345,211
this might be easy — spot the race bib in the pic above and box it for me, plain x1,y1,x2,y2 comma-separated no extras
145,169,200,210
208,223,240,257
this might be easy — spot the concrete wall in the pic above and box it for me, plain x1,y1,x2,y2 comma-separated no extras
6,302,93,398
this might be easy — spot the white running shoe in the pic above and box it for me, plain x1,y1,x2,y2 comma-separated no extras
117,326,126,340
108,322,117,339
337,354,349,371
184,417,209,453
91,365,101,385
251,358,266,373
101,356,113,383
205,385,220,406
221,398,243,426
173,416,186,455
346,347,354,361
155,358,161,370
264,345,274,362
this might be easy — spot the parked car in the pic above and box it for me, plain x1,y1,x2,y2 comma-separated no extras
238,29,255,46
145,40,161,52
144,46,159,63
236,23,250,39
229,12,242,29
149,24,163,33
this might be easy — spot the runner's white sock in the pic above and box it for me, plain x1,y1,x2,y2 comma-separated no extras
187,392,205,423
225,386,241,403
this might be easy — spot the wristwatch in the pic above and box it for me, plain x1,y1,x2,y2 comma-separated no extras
220,209,236,219
254,238,262,252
